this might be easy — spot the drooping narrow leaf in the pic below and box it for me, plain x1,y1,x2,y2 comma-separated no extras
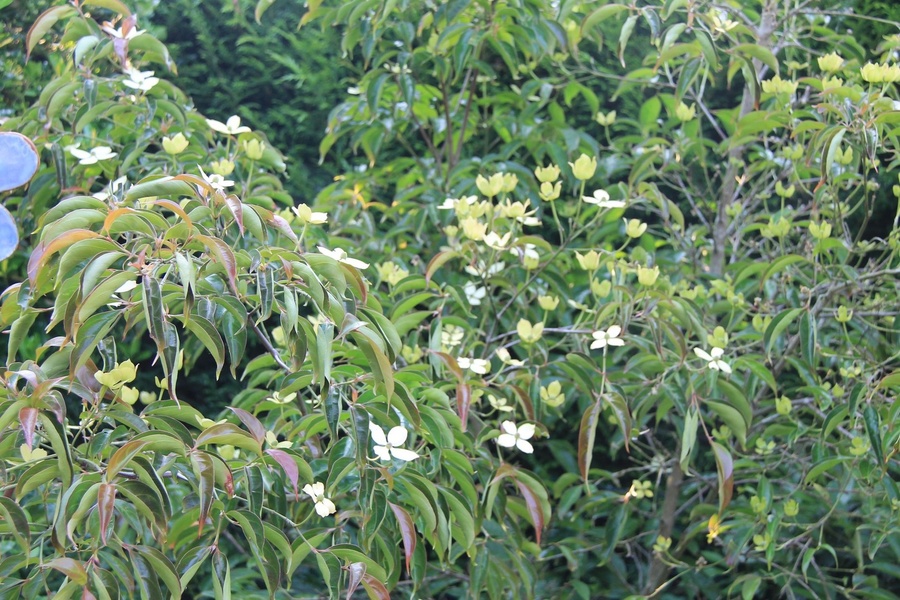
190,450,215,535
711,441,734,514
516,480,545,545
97,483,116,544
389,502,417,574
577,399,602,483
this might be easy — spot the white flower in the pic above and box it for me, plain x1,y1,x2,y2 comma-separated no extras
68,145,117,165
438,197,458,210
92,176,128,200
302,482,337,517
465,260,505,277
206,115,251,135
484,231,512,250
457,357,490,375
123,68,159,91
694,347,732,374
591,326,625,349
464,281,487,306
583,189,626,208
369,423,419,462
198,166,234,192
441,324,464,349
101,22,144,40
497,420,535,453
317,246,369,269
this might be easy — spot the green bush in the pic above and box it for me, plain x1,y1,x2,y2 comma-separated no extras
2,1,900,599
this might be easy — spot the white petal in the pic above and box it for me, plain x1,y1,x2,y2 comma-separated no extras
710,347,725,359
226,116,242,130
390,448,420,462
206,119,228,133
343,257,370,269
500,420,517,435
315,498,336,517
607,338,625,347
516,439,534,454
693,348,713,361
373,445,392,461
302,483,317,500
590,340,605,349
717,361,732,374
368,422,387,446
517,423,536,440
607,325,622,338
497,433,517,448
387,426,408,447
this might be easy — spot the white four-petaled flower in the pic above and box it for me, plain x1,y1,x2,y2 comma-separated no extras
123,68,159,91
497,420,535,453
591,326,625,349
694,347,732,373
457,357,490,375
206,115,251,135
464,281,487,306
317,246,369,269
198,166,234,192
582,189,625,208
68,145,117,165
302,482,336,517
369,423,420,462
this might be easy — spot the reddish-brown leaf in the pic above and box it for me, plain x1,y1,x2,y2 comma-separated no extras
229,407,266,444
712,441,734,514
346,562,366,598
98,482,116,544
388,502,416,574
195,235,238,293
18,407,38,450
266,448,298,498
223,194,244,235
516,480,545,545
361,574,390,600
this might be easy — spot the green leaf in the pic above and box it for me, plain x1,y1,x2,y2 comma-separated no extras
864,405,884,466
804,457,848,485
180,314,226,378
43,557,88,586
194,423,262,454
680,408,699,473
26,5,77,62
763,307,803,357
0,497,30,555
190,450,215,535
577,399,602,483
581,5,629,34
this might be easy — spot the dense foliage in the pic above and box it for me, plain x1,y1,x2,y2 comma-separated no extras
1,1,900,599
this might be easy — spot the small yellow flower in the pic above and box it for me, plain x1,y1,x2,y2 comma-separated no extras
576,250,601,271
487,394,515,412
242,138,265,160
809,221,832,240
120,385,139,405
761,75,798,95
195,416,227,430
755,438,776,455
849,437,869,456
20,444,48,462
637,265,660,286
476,173,504,197
540,381,564,407
707,514,721,543
94,360,138,390
627,480,653,499
495,347,525,367
775,396,792,416
292,203,328,225
501,173,518,193
591,279,611,297
817,52,844,72
538,295,559,311
625,219,647,238
376,262,409,286
775,181,795,198
753,533,770,552
675,101,696,122
162,132,189,155
401,345,423,364
534,164,561,183
539,181,562,202
652,536,672,553
784,499,799,517
461,217,487,241
210,159,235,176
569,154,597,180
836,305,853,323
834,145,853,165
517,319,544,344
595,110,617,126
